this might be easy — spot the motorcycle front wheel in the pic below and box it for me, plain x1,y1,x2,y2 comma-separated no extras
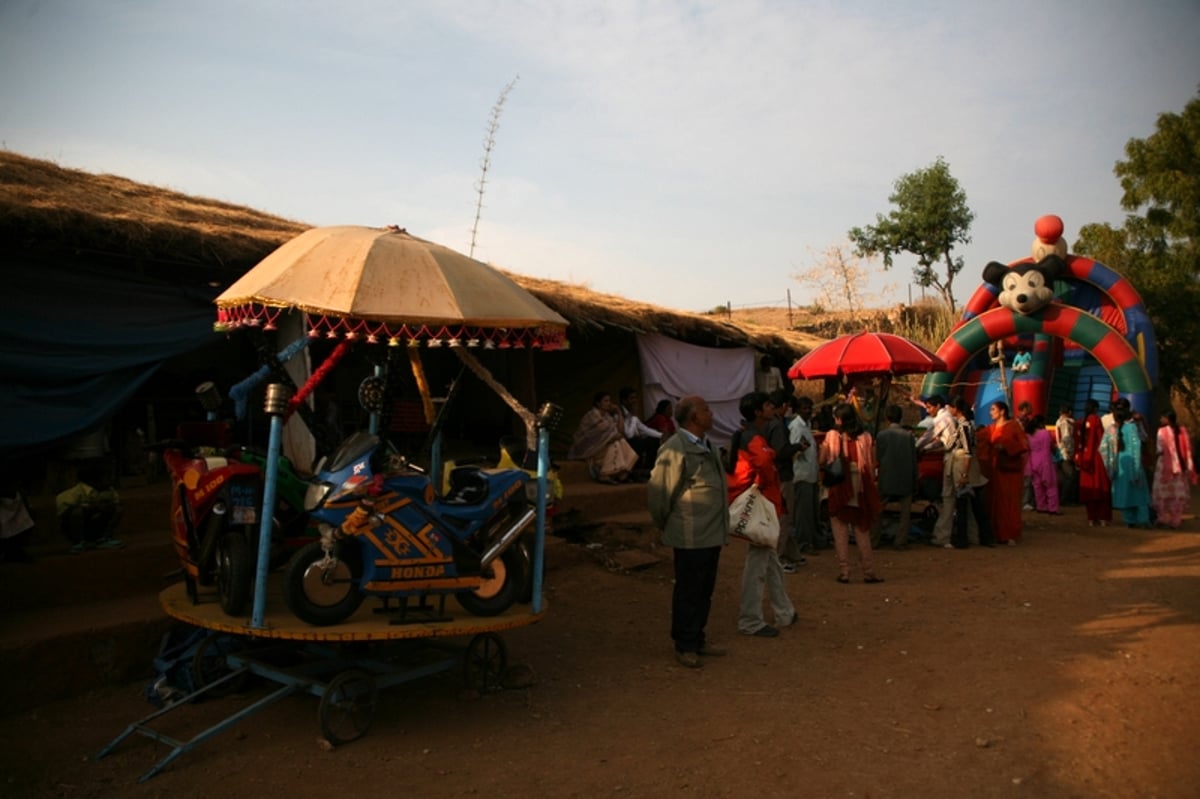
284,540,365,626
216,533,253,617
455,545,521,617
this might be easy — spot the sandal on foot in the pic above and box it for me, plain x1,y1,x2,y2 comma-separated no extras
836,574,850,584
864,575,885,584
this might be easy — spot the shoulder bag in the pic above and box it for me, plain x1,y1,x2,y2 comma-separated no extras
822,434,846,487
728,484,780,548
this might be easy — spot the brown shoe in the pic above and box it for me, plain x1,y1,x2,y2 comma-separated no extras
675,651,702,668
697,643,727,657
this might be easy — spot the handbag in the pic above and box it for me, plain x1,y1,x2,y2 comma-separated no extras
951,424,987,487
822,435,846,487
728,484,780,548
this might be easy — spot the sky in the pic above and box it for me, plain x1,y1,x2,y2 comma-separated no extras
2,0,1198,314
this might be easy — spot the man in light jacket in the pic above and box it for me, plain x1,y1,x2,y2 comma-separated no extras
648,395,729,669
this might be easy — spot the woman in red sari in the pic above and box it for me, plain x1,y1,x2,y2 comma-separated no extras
982,401,1029,545
1074,398,1113,527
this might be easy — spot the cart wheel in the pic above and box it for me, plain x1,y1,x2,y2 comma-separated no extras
464,632,508,693
191,634,250,698
319,669,378,746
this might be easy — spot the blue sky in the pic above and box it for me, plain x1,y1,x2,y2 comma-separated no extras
3,1,1198,313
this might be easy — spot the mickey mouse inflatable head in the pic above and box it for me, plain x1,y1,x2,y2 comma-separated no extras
982,215,1070,316
983,254,1067,316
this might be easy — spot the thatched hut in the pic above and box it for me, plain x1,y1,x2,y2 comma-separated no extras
0,150,815,479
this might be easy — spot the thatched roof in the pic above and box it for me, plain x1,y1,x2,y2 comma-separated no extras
0,149,817,355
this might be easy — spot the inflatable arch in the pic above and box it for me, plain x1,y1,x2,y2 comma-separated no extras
921,228,1157,420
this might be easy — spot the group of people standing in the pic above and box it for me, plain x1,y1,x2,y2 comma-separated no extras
646,390,887,667
916,394,1026,548
1075,398,1197,529
623,385,1195,669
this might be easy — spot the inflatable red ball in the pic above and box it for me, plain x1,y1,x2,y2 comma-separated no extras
1035,214,1064,242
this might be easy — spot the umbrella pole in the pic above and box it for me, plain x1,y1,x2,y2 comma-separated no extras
368,363,383,436
408,348,437,426
451,348,538,447
877,376,892,435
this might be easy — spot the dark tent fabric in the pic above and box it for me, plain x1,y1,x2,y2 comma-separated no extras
0,259,221,457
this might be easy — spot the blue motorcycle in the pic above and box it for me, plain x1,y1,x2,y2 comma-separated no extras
284,432,535,626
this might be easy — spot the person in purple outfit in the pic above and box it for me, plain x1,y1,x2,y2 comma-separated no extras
1025,414,1060,514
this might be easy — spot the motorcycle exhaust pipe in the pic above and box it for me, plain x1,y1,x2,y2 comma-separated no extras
197,500,227,568
479,507,537,570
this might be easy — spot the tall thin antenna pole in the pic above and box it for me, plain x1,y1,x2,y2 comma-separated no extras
470,75,519,258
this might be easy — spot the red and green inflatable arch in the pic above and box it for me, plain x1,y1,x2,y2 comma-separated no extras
920,225,1156,419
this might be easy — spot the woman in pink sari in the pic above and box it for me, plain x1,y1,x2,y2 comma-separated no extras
1152,410,1196,528
820,403,883,583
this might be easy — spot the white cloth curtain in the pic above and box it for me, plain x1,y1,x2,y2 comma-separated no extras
636,333,756,449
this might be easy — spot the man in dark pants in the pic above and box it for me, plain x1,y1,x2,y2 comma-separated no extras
647,395,729,668
787,394,822,553
872,404,918,549
950,397,995,548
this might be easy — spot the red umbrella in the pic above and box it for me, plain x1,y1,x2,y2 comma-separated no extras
787,332,947,380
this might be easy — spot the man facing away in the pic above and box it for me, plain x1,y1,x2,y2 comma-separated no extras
872,404,918,549
767,389,805,571
787,394,821,553
647,395,729,669
1018,400,1036,509
915,394,959,548
1055,405,1078,505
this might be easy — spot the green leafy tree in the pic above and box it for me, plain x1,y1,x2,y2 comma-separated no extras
848,156,975,312
1074,88,1200,401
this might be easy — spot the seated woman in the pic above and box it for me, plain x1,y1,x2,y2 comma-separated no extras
645,399,677,437
567,391,639,484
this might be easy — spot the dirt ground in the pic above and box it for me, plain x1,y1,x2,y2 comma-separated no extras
2,496,1199,799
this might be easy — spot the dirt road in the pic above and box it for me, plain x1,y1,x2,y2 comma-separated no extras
2,501,1198,798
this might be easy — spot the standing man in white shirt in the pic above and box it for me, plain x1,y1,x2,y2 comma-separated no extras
788,395,821,554
915,394,959,548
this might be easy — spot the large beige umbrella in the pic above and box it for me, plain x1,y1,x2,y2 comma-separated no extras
216,224,568,436
216,225,568,340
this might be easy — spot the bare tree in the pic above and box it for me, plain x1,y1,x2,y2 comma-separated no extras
795,244,877,323
469,75,519,258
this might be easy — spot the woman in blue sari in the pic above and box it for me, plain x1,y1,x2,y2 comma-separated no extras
1101,404,1151,528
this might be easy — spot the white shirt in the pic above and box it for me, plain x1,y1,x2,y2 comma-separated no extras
788,414,818,483
620,406,662,439
1055,415,1075,458
755,367,784,395
916,406,957,454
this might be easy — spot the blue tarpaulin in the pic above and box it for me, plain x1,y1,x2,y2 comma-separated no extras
0,260,221,457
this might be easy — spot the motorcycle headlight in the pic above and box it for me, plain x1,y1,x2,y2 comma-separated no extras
304,481,333,512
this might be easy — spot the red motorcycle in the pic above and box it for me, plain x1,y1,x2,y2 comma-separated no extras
155,422,265,615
